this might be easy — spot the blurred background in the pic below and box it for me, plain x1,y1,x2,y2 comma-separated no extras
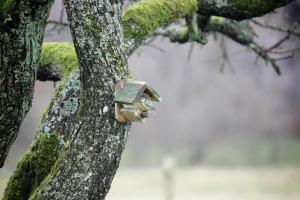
1,1,300,199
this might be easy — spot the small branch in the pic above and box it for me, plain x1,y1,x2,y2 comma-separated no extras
266,33,291,51
249,42,282,75
198,0,292,20
274,52,295,61
269,46,300,54
251,19,300,37
47,20,69,27
219,35,234,74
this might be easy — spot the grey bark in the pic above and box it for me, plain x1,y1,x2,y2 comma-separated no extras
0,0,54,167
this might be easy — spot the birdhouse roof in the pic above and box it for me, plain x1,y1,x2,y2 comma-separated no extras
115,79,161,104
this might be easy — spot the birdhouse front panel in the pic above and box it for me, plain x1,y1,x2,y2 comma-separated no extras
115,79,161,122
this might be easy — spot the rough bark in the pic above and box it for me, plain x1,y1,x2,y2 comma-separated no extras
198,0,293,20
30,0,131,199
0,0,54,167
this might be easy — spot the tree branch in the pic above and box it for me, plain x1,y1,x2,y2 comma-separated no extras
37,42,77,82
198,0,293,20
122,0,198,52
2,70,81,199
251,19,300,37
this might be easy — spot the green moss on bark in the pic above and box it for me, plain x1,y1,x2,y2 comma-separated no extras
29,148,67,200
0,0,15,19
39,42,78,79
122,0,197,40
2,134,60,200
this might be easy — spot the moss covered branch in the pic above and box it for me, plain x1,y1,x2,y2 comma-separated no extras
37,42,77,81
2,70,81,200
2,134,61,200
0,0,15,21
121,0,292,52
122,0,197,43
198,0,293,20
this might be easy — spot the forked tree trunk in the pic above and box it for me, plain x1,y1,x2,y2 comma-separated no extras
30,0,132,199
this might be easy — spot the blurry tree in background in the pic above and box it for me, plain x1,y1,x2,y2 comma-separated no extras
0,0,299,199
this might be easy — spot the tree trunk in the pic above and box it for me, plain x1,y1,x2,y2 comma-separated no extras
0,0,54,167
30,0,131,199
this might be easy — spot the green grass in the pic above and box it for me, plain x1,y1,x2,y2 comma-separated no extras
1,167,300,199
107,167,300,200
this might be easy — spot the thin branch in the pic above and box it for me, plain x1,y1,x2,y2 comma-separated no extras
269,46,300,54
219,35,235,74
274,52,296,61
251,19,300,37
47,20,69,27
187,43,195,61
249,42,281,75
265,32,291,51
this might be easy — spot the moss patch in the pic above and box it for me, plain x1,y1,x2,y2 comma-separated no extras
40,42,78,79
0,0,15,20
2,134,60,200
122,0,197,40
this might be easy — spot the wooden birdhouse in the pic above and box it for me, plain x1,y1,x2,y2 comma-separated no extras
115,79,161,122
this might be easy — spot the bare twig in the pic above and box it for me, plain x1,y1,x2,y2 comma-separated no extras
187,43,195,61
265,32,291,51
249,42,281,75
219,35,235,74
47,20,69,27
251,19,300,37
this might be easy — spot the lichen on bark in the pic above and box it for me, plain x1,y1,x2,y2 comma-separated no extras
2,70,81,200
0,0,54,167
31,0,132,199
